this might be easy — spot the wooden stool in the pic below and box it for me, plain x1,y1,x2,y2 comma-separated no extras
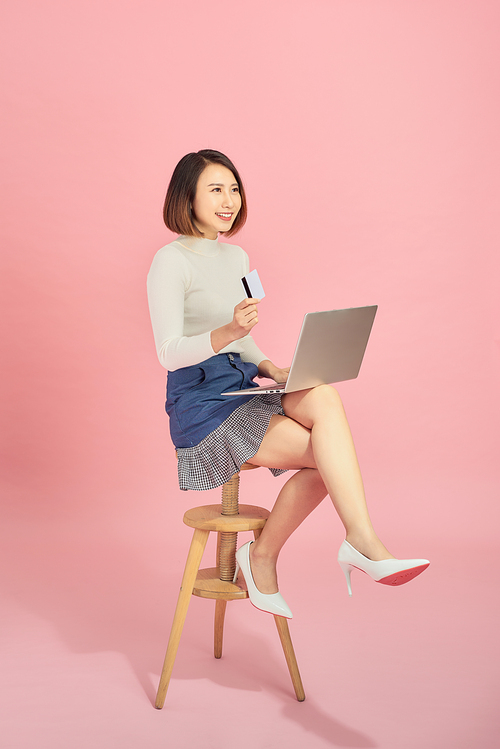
155,463,305,707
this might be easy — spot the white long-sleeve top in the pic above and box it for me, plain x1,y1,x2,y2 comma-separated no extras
147,235,268,371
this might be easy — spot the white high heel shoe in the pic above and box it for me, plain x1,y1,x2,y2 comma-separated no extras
338,540,430,597
233,541,293,619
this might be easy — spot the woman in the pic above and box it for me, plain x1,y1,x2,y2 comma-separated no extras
147,149,429,619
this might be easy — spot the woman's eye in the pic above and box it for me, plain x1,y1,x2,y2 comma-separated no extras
232,187,240,193
212,187,221,192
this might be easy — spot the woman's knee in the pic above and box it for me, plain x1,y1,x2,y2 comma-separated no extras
307,384,343,414
282,384,344,428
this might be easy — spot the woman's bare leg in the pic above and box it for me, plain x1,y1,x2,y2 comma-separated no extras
247,385,393,592
249,468,327,593
283,385,393,560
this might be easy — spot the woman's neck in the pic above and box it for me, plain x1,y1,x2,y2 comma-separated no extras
175,234,221,257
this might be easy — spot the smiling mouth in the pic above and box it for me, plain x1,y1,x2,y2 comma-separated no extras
216,213,233,221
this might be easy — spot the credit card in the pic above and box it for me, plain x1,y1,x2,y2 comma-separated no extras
241,269,265,299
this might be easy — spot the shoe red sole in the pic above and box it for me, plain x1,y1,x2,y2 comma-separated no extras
377,563,430,587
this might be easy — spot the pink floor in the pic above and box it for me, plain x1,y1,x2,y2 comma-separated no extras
2,511,498,749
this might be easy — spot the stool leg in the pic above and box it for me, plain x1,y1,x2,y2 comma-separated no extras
214,600,227,659
155,528,209,709
214,529,230,659
253,529,305,701
274,616,306,702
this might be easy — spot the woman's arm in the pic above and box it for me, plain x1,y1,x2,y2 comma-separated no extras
147,247,216,370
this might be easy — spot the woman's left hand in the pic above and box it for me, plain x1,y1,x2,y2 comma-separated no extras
257,360,290,383
271,367,290,384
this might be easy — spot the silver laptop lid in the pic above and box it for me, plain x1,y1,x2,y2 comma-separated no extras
284,305,378,392
221,305,378,396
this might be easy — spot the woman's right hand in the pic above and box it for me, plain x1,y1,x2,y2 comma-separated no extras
230,297,260,339
210,298,260,353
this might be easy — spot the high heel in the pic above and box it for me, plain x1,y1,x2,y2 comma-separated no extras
233,541,293,619
338,540,430,597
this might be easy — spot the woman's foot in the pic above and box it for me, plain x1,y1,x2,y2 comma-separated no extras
345,532,395,562
338,539,430,596
234,541,292,618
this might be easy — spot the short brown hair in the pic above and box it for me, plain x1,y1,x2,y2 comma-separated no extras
163,149,248,238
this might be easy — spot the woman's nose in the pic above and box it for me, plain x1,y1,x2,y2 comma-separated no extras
222,191,234,207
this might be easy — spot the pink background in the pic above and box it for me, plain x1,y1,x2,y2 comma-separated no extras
1,2,499,748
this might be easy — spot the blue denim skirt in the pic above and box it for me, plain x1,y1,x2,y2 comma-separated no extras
165,353,261,448
165,353,288,490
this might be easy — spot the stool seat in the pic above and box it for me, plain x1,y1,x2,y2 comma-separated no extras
183,503,270,532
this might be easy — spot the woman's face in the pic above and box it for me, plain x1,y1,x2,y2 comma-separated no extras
191,163,242,239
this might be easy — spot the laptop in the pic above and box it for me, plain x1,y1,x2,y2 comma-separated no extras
222,305,378,395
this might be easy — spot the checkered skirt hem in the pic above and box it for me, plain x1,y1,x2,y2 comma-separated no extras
176,393,288,491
